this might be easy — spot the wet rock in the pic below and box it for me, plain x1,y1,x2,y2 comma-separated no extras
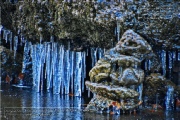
115,30,152,60
2,1,179,49
86,29,153,112
110,68,144,86
0,46,23,82
143,73,180,102
89,59,111,83
84,95,142,112
86,81,139,100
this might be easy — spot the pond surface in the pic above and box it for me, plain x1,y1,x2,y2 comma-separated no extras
1,83,180,120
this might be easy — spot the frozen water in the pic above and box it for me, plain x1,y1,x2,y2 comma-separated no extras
90,47,97,67
168,51,172,69
29,42,88,96
64,42,71,94
161,50,166,76
46,43,52,90
138,83,143,101
13,36,18,59
178,51,180,61
98,48,104,59
172,51,176,64
70,51,74,94
74,52,82,96
9,32,12,51
148,60,151,71
81,52,86,92
165,85,174,110
116,21,120,41
22,41,31,73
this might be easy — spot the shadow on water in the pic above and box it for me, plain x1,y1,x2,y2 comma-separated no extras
1,83,180,120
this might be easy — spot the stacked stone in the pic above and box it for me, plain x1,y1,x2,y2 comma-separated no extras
85,29,153,113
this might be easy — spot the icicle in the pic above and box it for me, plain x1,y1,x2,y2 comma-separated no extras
138,83,143,102
9,32,12,51
172,51,176,64
74,52,82,96
33,45,39,92
58,46,65,95
50,36,54,42
168,51,173,79
40,34,43,44
3,30,9,43
90,47,97,67
54,44,64,94
114,27,117,36
88,87,91,98
13,36,18,59
0,25,3,32
165,85,174,110
148,60,151,71
40,43,46,90
38,44,45,92
21,36,25,44
20,35,23,46
83,51,86,78
98,48,104,59
168,51,173,69
46,43,52,90
144,60,148,71
22,41,31,73
64,42,71,94
40,60,44,90
52,43,58,94
58,45,65,94
0,25,3,41
178,51,180,61
116,21,120,41
70,51,74,94
31,45,36,87
81,51,86,93
161,50,166,76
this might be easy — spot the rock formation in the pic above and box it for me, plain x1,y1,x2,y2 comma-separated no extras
1,1,180,49
85,29,154,113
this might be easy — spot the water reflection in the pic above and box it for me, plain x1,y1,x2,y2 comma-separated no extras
1,84,84,120
1,83,180,120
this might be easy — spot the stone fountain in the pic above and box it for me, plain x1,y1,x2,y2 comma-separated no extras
85,29,153,113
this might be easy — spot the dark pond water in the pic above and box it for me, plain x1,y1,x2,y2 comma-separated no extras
1,83,180,120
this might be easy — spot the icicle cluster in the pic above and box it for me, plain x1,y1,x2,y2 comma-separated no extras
1,28,19,59
90,47,105,67
30,42,87,96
